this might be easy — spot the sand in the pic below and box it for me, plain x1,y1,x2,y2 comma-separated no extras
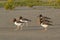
0,6,60,40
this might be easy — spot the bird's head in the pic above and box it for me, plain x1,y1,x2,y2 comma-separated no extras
13,18,16,22
19,16,23,19
39,14,42,17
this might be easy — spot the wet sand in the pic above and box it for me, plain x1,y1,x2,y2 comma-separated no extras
0,7,60,40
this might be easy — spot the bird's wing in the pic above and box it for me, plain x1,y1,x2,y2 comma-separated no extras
22,18,31,21
17,21,25,23
44,17,51,19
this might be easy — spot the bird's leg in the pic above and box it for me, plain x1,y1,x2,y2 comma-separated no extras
26,22,28,27
15,26,20,30
42,27,47,32
41,27,47,32
44,27,47,31
20,26,23,30
20,23,24,30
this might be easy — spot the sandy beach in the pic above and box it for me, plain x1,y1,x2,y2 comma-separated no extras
0,6,60,40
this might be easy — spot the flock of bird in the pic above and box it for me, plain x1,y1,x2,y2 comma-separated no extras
38,14,53,31
13,14,53,31
13,16,31,30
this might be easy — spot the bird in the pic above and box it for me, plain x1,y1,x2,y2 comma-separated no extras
40,21,52,31
19,16,31,27
38,14,52,31
13,18,24,30
39,14,51,19
38,14,52,24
